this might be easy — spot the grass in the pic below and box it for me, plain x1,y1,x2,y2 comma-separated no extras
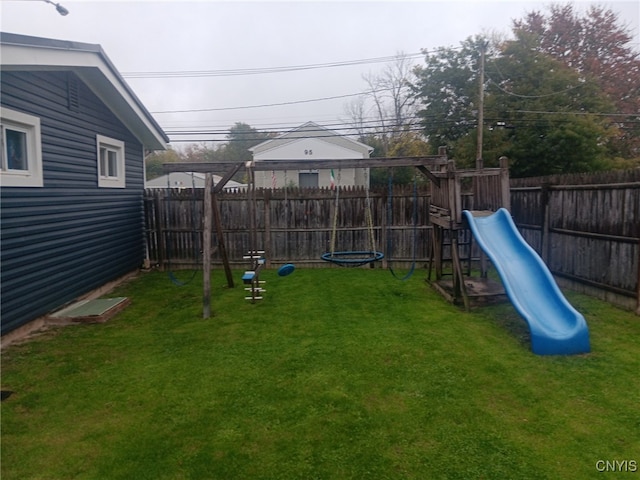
1,268,639,479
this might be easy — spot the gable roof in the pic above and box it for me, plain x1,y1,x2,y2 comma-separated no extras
0,32,169,150
249,121,373,157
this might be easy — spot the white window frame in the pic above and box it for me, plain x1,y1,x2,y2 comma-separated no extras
97,134,125,188
0,107,43,187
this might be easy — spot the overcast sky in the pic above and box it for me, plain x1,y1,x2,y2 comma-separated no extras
2,0,639,145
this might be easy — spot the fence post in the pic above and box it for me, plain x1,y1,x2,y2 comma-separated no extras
499,156,510,212
154,191,166,269
264,188,272,268
540,183,551,263
381,184,388,269
636,237,640,315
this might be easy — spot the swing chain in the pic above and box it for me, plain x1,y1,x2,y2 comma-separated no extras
364,167,376,253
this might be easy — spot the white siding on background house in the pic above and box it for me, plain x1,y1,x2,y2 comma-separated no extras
255,137,365,160
250,121,373,189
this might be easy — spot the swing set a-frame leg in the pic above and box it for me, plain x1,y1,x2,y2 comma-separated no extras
211,192,234,288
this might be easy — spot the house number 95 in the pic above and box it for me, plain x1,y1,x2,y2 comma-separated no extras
304,149,313,155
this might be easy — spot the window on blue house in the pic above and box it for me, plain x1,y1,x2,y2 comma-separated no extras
96,135,125,188
0,107,43,187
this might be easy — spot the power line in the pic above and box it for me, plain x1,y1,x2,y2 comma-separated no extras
163,109,639,143
165,126,427,144
486,74,584,99
511,110,638,118
122,52,426,79
164,116,423,134
151,88,394,114
166,125,427,142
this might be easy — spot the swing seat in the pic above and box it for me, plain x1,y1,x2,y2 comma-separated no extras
321,250,384,266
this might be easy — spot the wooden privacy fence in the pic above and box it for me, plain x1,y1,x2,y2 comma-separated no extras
510,169,640,313
144,185,432,270
144,168,639,313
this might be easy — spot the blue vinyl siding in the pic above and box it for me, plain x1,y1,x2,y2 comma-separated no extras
1,71,145,334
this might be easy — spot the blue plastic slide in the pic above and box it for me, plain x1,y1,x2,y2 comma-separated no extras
463,208,590,355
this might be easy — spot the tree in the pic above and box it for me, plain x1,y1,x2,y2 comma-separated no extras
218,122,274,162
343,96,368,139
485,29,615,176
412,37,487,157
412,30,616,176
344,53,418,156
145,147,181,180
181,142,219,163
513,4,640,159
342,53,430,186
369,131,431,187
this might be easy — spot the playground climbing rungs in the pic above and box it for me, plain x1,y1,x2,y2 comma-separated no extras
243,250,265,260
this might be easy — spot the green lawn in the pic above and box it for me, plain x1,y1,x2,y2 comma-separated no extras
1,268,639,479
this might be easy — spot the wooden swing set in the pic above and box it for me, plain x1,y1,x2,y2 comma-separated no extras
162,149,511,317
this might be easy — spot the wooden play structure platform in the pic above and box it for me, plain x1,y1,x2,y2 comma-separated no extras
426,155,511,308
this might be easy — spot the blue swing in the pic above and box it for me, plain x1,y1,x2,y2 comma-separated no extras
321,251,384,266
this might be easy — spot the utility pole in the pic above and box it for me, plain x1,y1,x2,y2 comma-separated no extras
476,42,486,171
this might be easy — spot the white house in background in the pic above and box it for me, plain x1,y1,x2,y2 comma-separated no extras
249,121,374,189
145,172,245,191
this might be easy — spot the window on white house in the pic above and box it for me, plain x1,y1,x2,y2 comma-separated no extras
0,107,43,187
96,134,125,188
299,171,319,188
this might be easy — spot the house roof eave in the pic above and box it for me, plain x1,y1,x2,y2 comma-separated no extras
0,32,169,151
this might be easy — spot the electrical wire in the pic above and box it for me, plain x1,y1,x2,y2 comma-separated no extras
151,88,399,114
486,74,585,99
164,117,424,136
163,111,639,143
121,52,427,78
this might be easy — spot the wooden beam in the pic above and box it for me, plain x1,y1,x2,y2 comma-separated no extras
163,162,242,174
499,156,511,212
255,156,448,171
451,235,469,311
202,173,213,319
212,162,244,194
415,165,441,187
163,156,448,174
637,237,640,315
211,191,234,288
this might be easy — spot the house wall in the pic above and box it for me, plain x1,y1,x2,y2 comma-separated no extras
255,137,366,160
254,137,370,189
1,71,145,335
257,168,365,189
